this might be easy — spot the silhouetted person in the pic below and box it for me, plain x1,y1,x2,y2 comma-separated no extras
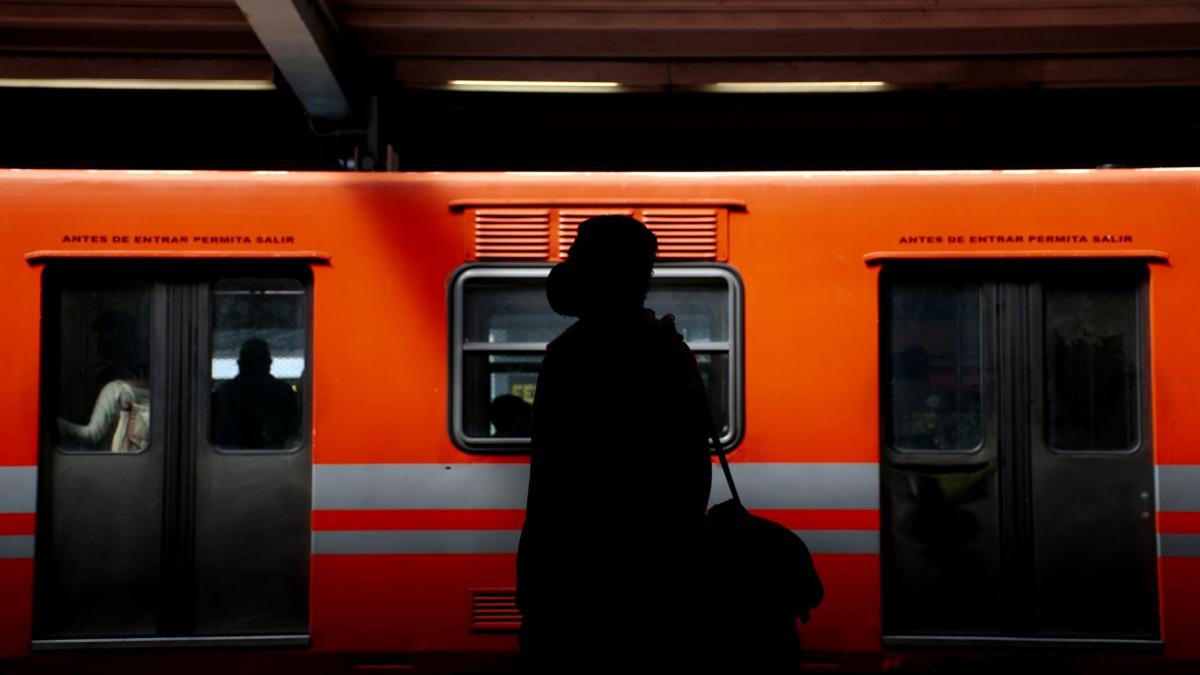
490,394,533,437
516,216,712,672
212,338,300,449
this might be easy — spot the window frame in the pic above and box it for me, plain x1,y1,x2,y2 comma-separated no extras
1032,266,1149,456
204,271,313,455
881,275,992,458
42,269,165,457
448,263,744,453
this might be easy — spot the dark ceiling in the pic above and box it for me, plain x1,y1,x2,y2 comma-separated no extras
2,1,1198,170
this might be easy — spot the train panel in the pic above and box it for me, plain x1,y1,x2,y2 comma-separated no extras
0,170,1197,669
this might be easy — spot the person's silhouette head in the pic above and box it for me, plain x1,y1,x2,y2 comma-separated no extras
238,338,273,379
489,394,533,437
547,215,657,318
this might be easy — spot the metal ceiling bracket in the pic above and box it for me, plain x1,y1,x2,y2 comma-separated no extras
235,0,352,121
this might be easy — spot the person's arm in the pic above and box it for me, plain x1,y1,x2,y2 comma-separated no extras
57,380,127,445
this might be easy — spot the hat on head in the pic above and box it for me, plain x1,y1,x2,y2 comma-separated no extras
546,215,657,318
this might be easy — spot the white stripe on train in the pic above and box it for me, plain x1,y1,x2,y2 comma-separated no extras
311,463,880,511
5,466,1200,557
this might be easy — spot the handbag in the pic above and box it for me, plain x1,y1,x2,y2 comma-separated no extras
703,416,824,667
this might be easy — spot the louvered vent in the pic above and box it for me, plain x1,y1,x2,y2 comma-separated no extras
641,209,720,259
464,204,729,261
557,209,634,258
473,209,551,259
470,588,522,632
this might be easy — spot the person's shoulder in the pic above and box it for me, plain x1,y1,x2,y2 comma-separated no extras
545,319,583,353
268,376,296,395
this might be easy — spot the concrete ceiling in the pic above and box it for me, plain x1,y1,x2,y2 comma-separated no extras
2,0,1199,120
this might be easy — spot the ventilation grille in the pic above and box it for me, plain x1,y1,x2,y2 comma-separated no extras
558,209,720,260
641,209,720,259
467,206,727,261
473,209,551,259
470,588,522,632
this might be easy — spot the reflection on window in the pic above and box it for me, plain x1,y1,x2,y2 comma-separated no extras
887,283,982,451
695,353,730,437
210,279,306,450
456,268,738,447
1045,283,1139,451
464,279,573,344
54,283,152,453
646,278,730,342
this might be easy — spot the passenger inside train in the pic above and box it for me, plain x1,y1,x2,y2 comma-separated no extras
211,338,301,449
55,308,151,453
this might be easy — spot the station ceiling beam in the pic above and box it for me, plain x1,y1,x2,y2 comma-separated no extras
236,0,352,121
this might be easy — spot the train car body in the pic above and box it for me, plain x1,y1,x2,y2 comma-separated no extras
0,169,1198,671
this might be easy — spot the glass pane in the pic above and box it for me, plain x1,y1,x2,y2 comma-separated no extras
646,276,730,343
887,283,983,451
463,278,572,344
1045,283,1139,451
462,351,729,442
210,279,305,450
54,283,152,453
696,352,730,438
463,274,731,345
462,353,542,439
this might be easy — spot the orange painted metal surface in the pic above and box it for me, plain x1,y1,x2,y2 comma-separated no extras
1,169,1198,667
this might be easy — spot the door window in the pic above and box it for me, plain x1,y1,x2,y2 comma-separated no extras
210,278,306,451
885,283,983,452
52,282,153,453
1044,282,1140,451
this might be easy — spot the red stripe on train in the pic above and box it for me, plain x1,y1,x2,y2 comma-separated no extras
1158,512,1200,533
311,509,879,531
0,514,34,536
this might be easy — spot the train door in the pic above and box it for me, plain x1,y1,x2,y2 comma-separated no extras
880,262,1158,646
34,263,312,647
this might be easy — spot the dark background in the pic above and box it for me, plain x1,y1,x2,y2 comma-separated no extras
3,85,1198,172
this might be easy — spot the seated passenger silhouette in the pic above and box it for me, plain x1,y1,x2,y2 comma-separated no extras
490,394,533,437
57,363,150,453
57,310,150,452
516,216,712,672
212,338,300,449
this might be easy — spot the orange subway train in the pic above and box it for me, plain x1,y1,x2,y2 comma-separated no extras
0,169,1198,672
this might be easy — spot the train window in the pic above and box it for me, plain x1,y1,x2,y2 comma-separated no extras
210,278,306,451
452,266,742,451
1044,282,1140,451
885,282,983,451
464,278,572,344
52,282,153,453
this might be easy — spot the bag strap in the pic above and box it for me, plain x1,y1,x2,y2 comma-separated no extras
705,399,742,509
673,320,742,509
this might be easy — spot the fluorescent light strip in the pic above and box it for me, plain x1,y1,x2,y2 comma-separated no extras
706,81,890,93
0,78,276,91
447,80,621,92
